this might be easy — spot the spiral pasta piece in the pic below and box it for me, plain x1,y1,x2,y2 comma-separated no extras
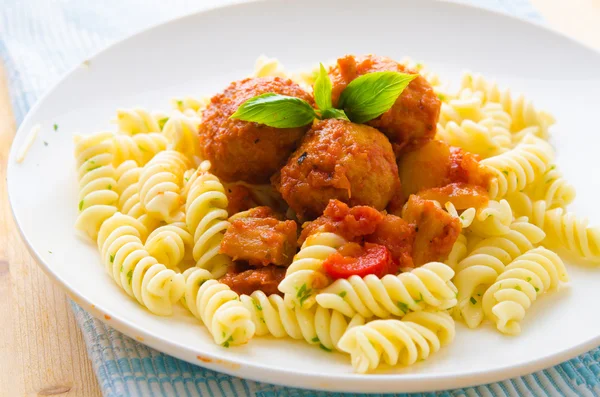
240,291,365,351
74,132,119,239
97,213,185,316
171,96,211,116
482,247,568,335
461,72,555,140
115,107,164,135
253,55,288,78
445,234,468,269
139,150,190,223
315,262,457,319
437,119,510,159
184,164,232,278
454,218,545,328
337,311,455,373
523,166,576,209
115,160,160,232
467,199,513,237
113,132,168,166
481,134,554,199
182,268,255,346
145,222,194,271
507,193,600,263
162,111,202,163
278,232,347,309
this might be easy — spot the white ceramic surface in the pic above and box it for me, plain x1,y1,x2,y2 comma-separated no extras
7,0,600,393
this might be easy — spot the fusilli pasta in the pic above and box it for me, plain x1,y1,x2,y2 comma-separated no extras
182,268,255,346
138,150,191,223
482,247,568,335
74,132,119,239
241,291,365,351
97,213,185,316
337,311,455,373
278,232,347,309
481,134,554,199
315,262,457,319
183,164,232,278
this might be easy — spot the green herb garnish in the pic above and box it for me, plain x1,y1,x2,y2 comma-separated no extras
53,124,58,131
110,254,115,263
470,297,477,305
158,117,169,130
231,93,316,128
78,200,84,211
313,63,333,111
231,68,414,127
338,291,347,298
338,71,418,124
396,301,409,314
319,344,332,352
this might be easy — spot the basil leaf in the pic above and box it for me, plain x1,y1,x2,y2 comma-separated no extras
313,63,332,111
321,108,349,121
338,71,419,124
230,93,316,128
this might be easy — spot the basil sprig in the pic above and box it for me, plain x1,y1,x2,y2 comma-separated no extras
230,93,316,128
230,63,417,128
338,71,418,124
313,63,333,111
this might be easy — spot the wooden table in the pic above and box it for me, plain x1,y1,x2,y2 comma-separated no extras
1,3,599,396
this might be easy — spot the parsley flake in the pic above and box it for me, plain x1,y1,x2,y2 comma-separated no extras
470,297,477,305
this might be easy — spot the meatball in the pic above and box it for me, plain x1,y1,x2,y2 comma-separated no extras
274,119,401,220
329,54,441,155
199,77,314,183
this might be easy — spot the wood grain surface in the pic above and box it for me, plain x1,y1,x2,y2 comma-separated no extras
0,3,598,396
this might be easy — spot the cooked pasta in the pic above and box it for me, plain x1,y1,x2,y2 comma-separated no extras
453,218,545,328
523,166,576,209
240,291,365,351
482,247,568,335
437,119,510,159
74,132,119,239
138,150,191,223
115,160,160,232
315,262,457,319
161,111,202,163
482,134,554,199
445,234,468,269
460,71,555,139
115,107,165,135
145,222,194,271
113,132,168,166
183,163,232,278
182,268,255,346
97,213,185,316
278,232,347,309
467,199,513,237
337,311,455,373
507,193,600,263
171,96,210,115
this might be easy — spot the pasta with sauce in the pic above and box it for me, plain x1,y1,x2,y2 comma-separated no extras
71,53,596,374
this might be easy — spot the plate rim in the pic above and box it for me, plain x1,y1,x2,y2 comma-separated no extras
7,0,600,392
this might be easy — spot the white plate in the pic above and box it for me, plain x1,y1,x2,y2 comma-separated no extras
8,0,600,393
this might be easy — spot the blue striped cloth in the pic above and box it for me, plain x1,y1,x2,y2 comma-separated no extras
3,1,600,396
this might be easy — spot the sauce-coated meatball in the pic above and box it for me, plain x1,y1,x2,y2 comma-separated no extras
274,119,400,220
329,54,441,155
199,77,313,183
